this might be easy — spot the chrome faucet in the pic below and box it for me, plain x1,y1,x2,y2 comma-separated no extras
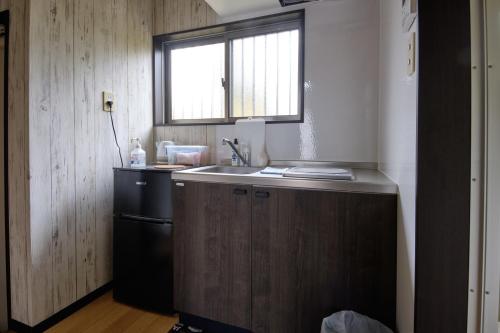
222,138,249,166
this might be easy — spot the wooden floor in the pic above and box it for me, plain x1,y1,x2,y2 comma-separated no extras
10,292,178,333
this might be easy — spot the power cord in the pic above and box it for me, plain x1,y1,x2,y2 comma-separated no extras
107,101,124,168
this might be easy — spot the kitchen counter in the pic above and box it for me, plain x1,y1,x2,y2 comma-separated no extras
172,164,398,330
113,165,188,173
172,164,398,195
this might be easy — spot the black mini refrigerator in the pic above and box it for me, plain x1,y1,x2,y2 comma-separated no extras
113,168,174,314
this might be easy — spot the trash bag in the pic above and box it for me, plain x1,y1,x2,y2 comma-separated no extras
320,311,393,333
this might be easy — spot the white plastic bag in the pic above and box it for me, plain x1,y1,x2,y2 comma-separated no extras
320,311,393,333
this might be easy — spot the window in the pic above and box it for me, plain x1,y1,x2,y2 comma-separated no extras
170,42,226,120
153,10,305,125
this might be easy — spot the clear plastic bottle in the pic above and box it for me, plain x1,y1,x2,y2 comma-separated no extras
241,142,251,167
231,138,240,166
130,138,146,169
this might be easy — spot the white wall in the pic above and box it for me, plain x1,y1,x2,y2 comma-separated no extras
215,0,380,163
378,1,417,333
483,0,500,331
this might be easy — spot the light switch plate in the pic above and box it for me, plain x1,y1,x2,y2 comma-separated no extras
103,91,114,112
407,32,416,76
402,0,417,32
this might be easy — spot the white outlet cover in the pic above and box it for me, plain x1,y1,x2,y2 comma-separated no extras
103,91,114,112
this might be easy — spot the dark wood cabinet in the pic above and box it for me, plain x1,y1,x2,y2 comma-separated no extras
173,181,252,330
173,181,396,333
252,188,396,333
251,187,396,333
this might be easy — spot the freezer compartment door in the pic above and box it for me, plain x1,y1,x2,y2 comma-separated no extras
114,169,172,219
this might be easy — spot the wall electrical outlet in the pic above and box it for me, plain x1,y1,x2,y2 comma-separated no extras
103,91,114,112
407,32,416,76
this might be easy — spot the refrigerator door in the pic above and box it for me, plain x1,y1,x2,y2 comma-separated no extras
113,216,173,313
114,169,172,219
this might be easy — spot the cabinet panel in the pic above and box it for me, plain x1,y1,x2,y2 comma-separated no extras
252,187,396,332
251,187,295,333
173,181,252,329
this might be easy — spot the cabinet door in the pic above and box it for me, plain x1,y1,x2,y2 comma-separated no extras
252,187,397,333
173,181,252,329
113,217,173,313
114,170,173,219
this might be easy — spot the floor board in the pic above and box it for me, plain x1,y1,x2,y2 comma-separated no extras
8,292,178,333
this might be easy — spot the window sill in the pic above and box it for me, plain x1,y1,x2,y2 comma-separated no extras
155,117,304,127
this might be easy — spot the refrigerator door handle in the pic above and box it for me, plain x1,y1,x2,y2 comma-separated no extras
119,213,171,225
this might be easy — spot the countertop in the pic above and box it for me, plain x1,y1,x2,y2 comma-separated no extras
172,165,398,195
113,166,189,173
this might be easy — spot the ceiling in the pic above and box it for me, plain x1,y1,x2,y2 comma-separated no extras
205,0,281,17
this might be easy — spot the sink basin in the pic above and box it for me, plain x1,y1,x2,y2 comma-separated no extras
193,166,262,175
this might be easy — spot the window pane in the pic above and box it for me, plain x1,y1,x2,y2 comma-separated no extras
170,42,225,120
232,39,243,117
231,29,300,118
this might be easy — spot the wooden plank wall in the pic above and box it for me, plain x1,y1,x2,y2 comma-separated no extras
28,0,54,325
3,0,217,326
0,0,30,325
25,0,154,326
153,0,218,163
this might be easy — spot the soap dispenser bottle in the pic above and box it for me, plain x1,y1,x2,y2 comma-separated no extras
130,137,146,169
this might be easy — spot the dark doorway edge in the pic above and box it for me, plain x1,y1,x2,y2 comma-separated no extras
415,1,472,332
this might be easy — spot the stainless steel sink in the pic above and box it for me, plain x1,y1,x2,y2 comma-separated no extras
193,166,262,175
173,164,398,194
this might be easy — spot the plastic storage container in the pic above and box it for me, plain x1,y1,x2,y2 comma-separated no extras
166,145,209,166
